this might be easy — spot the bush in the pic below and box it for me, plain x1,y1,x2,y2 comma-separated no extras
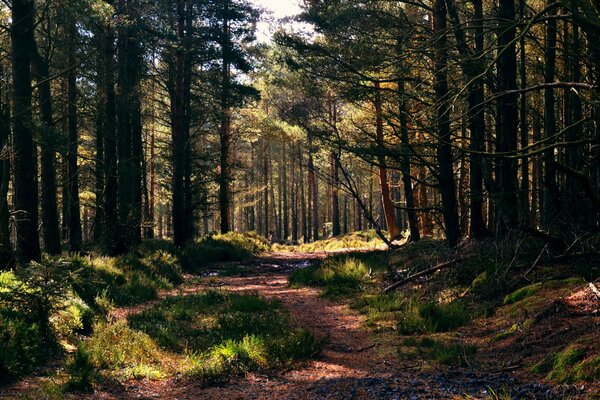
64,347,96,392
0,315,44,380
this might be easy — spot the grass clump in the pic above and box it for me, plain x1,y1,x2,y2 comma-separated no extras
74,320,166,381
289,253,385,298
397,300,471,334
402,337,476,366
532,343,599,383
181,232,270,272
127,291,319,381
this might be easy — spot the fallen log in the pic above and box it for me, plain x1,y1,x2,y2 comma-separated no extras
381,257,468,294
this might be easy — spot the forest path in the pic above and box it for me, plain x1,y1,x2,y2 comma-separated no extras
90,251,560,400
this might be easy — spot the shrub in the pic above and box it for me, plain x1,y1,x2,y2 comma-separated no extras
0,315,44,380
64,346,96,392
79,321,165,380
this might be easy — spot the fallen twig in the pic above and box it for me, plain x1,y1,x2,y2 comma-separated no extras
589,282,600,301
381,257,468,294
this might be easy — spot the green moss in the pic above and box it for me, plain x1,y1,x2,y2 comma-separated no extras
503,283,541,305
532,344,598,383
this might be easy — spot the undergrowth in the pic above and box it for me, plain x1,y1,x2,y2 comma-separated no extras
288,252,387,298
401,337,477,366
274,230,384,252
0,233,270,384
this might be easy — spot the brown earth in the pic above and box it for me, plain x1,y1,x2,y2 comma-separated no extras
2,251,595,399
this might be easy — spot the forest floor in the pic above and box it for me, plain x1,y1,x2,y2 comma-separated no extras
3,250,596,399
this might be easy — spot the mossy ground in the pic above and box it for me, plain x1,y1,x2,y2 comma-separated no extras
286,236,599,389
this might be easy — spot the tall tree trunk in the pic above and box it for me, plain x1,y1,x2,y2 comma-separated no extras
171,0,192,247
67,17,82,251
0,69,11,268
396,52,420,241
542,2,560,229
30,37,62,255
331,153,341,236
374,81,401,240
518,0,530,226
445,0,488,238
299,145,307,241
219,0,232,234
11,0,41,263
496,0,520,230
291,143,298,241
102,3,119,254
283,141,289,239
263,139,269,236
433,0,461,247
308,136,319,241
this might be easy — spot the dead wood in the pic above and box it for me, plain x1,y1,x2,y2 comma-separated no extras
589,282,600,301
381,257,468,294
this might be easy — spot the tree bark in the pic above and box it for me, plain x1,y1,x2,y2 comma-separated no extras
11,0,41,263
542,2,560,229
67,16,82,251
30,35,62,255
496,0,520,230
374,81,402,240
433,0,461,247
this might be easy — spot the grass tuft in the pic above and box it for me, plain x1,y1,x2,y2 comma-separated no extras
396,300,470,334
289,253,386,299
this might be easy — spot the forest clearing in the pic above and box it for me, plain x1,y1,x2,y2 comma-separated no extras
0,0,600,398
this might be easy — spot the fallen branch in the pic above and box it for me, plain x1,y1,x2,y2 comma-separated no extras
589,282,600,301
381,257,468,294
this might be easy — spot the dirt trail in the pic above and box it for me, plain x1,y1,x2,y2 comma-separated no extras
2,252,581,399
80,251,573,400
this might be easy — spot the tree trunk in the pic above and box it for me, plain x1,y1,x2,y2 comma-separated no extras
0,69,11,267
496,0,520,230
219,0,232,234
331,153,341,236
101,3,119,254
67,17,82,251
11,0,41,263
308,136,319,241
30,36,62,255
542,2,560,229
374,81,402,240
170,0,192,247
396,55,420,241
445,0,488,238
433,0,461,247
